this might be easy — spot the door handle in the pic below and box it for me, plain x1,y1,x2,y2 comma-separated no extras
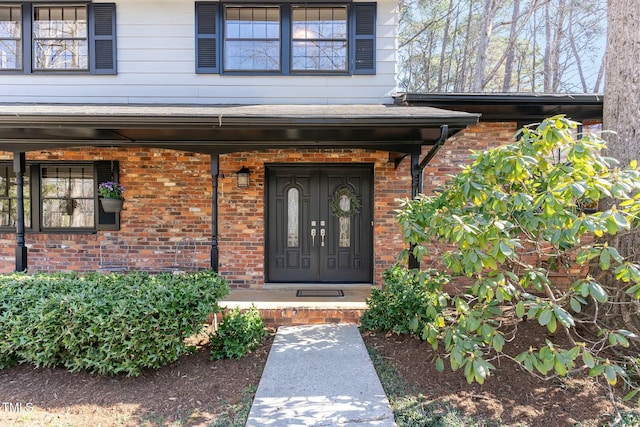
320,228,325,247
311,228,317,246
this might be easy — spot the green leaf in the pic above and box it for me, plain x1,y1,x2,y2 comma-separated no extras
613,212,629,229
499,241,513,258
547,314,557,333
570,297,582,313
466,316,481,332
538,308,553,326
589,364,605,376
582,350,595,368
553,306,575,328
515,300,525,318
589,282,608,303
623,389,639,402
604,365,618,385
514,351,528,363
435,356,444,372
408,316,419,332
599,249,611,270
493,333,505,352
464,360,475,384
554,357,567,376
473,360,489,384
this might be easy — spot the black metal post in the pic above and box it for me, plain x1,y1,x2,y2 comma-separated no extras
13,152,27,272
408,153,421,269
210,154,219,272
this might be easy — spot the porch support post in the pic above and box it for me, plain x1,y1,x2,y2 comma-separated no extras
13,152,27,272
408,153,421,269
210,155,219,272
407,125,449,270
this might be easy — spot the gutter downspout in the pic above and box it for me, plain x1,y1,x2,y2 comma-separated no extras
408,125,448,269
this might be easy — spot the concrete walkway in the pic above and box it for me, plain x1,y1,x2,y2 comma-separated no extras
246,324,396,426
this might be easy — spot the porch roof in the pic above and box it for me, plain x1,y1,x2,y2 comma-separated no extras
0,103,479,156
397,93,603,123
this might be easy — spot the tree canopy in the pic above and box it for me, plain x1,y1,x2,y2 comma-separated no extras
399,0,606,93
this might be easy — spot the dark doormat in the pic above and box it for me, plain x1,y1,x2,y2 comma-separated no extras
296,289,345,297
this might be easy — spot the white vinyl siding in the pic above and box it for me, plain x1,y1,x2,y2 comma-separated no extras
0,0,397,105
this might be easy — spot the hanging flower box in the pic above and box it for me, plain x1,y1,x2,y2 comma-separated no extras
98,181,125,213
100,198,124,213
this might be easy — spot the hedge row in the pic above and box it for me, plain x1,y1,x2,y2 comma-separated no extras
0,270,229,376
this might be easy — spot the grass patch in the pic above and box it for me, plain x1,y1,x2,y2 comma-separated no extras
209,385,258,427
368,346,500,427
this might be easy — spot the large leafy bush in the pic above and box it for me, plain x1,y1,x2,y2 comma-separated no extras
395,116,640,404
360,265,448,334
0,270,229,376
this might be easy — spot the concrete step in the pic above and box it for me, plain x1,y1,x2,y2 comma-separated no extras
220,285,371,328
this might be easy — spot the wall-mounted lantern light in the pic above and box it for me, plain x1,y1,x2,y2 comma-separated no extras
237,166,250,188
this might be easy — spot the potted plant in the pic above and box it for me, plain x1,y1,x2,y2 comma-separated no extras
98,181,125,212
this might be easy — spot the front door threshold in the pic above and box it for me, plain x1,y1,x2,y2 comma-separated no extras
263,283,372,290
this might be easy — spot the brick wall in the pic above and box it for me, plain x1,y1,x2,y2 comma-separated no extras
0,122,536,287
0,148,213,273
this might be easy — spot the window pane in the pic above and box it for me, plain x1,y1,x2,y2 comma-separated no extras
338,195,351,247
0,6,21,37
33,5,88,70
41,166,94,229
33,39,88,70
292,7,347,72
0,165,30,228
225,40,280,71
224,6,280,71
287,188,299,247
0,40,20,69
0,6,21,70
34,6,87,38
292,41,346,71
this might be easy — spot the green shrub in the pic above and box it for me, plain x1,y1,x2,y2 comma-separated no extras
210,306,267,360
0,270,229,376
360,265,449,334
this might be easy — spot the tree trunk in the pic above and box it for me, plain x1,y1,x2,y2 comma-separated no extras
502,0,521,91
594,0,640,333
567,7,588,92
472,0,497,91
437,0,454,91
456,1,474,92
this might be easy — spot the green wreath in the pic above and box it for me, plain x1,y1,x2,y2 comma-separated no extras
331,187,361,218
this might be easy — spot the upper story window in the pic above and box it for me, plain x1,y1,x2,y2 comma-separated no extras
0,2,116,74
33,5,88,71
196,2,376,75
224,6,280,71
0,5,21,70
291,6,347,72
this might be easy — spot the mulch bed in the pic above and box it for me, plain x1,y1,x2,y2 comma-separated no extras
0,320,635,426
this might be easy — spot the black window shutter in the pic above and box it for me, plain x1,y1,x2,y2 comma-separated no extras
96,161,119,231
90,3,117,75
351,3,376,75
195,2,220,74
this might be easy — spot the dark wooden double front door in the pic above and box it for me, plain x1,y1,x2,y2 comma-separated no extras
267,165,373,283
